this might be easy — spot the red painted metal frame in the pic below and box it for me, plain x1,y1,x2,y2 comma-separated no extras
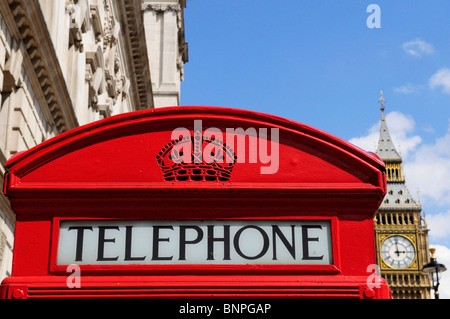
1,106,391,299
1,275,389,299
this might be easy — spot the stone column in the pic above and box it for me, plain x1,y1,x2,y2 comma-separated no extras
142,1,186,108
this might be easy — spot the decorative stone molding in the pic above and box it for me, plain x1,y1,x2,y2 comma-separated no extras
85,42,105,109
103,1,120,49
177,54,184,81
0,230,6,267
89,2,104,43
3,0,78,133
142,3,181,13
2,39,25,91
67,0,89,52
118,0,154,109
97,96,112,118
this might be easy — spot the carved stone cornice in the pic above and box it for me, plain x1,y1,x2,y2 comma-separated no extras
116,0,154,109
1,0,78,133
142,3,181,13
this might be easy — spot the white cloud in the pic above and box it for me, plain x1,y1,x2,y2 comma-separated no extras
404,126,450,205
386,112,422,159
350,112,450,206
427,210,450,241
349,111,422,159
393,83,424,94
402,39,434,58
348,124,379,153
428,244,450,299
429,68,450,94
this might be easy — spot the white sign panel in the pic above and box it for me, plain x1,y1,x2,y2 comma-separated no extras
57,220,332,265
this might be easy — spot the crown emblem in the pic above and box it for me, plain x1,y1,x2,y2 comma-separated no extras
156,130,237,182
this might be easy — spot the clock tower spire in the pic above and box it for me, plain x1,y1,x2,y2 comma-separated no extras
376,91,403,175
373,93,432,299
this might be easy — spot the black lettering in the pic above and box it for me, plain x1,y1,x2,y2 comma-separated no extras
207,225,230,260
272,225,296,260
152,226,174,261
234,225,269,260
97,226,119,261
68,226,93,262
301,225,324,260
179,226,204,260
124,226,146,261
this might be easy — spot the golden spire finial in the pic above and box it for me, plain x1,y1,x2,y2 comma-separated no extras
379,90,385,112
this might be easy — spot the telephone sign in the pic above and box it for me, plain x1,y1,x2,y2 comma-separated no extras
57,220,332,265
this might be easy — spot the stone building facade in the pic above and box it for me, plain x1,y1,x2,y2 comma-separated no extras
0,0,188,281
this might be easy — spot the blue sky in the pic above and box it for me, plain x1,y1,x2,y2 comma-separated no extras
181,0,450,298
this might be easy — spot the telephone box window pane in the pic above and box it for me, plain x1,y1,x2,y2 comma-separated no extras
57,220,333,266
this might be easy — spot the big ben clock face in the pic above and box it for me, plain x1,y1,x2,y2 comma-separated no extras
381,235,416,269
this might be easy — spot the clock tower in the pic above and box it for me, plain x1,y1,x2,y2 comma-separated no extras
374,92,432,299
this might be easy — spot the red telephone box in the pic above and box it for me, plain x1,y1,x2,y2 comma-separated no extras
0,106,391,299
